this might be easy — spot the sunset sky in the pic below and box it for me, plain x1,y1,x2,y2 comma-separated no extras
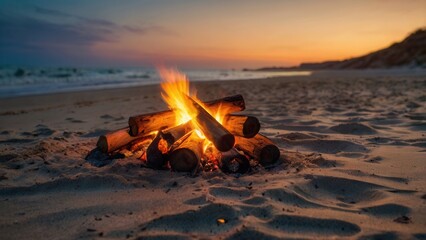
0,0,425,68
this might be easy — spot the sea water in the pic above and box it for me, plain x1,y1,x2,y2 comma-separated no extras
0,67,310,98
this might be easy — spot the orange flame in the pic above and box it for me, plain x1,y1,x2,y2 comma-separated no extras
159,68,194,125
158,67,229,150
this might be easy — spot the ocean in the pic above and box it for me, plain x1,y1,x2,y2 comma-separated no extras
0,67,310,98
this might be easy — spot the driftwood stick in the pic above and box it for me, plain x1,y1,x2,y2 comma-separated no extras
223,115,260,138
235,134,280,166
128,94,245,136
146,123,193,169
186,95,235,152
168,132,203,172
97,128,145,153
218,148,250,174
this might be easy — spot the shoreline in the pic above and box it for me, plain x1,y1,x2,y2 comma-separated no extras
2,68,426,101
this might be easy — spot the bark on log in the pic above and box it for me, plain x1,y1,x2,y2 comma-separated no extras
218,148,250,174
145,123,192,169
223,115,260,138
128,94,245,136
97,128,142,153
168,132,202,172
186,95,235,152
235,134,280,166
161,121,193,146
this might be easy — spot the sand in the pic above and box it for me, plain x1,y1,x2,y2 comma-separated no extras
0,70,425,239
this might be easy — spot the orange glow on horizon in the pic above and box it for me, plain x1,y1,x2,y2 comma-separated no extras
90,1,426,68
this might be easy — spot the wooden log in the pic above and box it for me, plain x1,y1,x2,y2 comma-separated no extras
161,121,193,146
146,133,168,169
97,128,142,153
146,123,192,169
128,94,245,136
235,134,280,166
186,95,235,152
129,110,175,137
223,115,260,138
168,132,202,172
218,148,250,174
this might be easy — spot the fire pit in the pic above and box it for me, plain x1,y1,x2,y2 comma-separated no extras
91,68,280,174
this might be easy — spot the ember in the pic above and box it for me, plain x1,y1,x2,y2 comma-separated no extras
94,68,280,174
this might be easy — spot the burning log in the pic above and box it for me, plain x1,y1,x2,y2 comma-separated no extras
128,110,175,137
186,95,235,152
235,134,280,166
97,128,153,153
223,115,260,138
168,132,203,172
129,136,154,152
128,94,245,136
145,133,168,169
146,122,192,169
161,121,193,146
217,148,250,174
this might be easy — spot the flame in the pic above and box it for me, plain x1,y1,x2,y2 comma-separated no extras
158,67,229,151
159,68,194,125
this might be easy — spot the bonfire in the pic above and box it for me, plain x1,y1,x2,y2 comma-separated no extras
90,68,280,174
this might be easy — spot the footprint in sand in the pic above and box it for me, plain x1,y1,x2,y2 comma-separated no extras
20,125,55,137
100,114,125,122
265,214,360,237
65,117,85,123
358,232,400,240
226,228,281,240
361,203,411,218
242,196,267,205
81,129,109,138
263,188,323,209
0,174,131,195
239,205,274,220
141,204,238,234
183,196,209,205
330,123,376,135
0,154,18,163
208,187,252,199
280,138,368,154
298,175,390,205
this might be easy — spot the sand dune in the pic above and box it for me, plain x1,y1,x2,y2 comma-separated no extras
0,71,425,239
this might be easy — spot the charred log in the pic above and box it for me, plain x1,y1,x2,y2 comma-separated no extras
235,134,280,166
145,122,192,169
168,132,203,172
218,148,250,174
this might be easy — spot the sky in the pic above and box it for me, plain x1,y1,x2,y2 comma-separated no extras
0,0,425,69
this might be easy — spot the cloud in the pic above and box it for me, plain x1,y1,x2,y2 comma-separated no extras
0,6,175,65
33,6,74,18
32,6,174,36
0,12,113,49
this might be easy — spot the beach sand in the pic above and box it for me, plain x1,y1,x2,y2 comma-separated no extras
0,71,425,239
